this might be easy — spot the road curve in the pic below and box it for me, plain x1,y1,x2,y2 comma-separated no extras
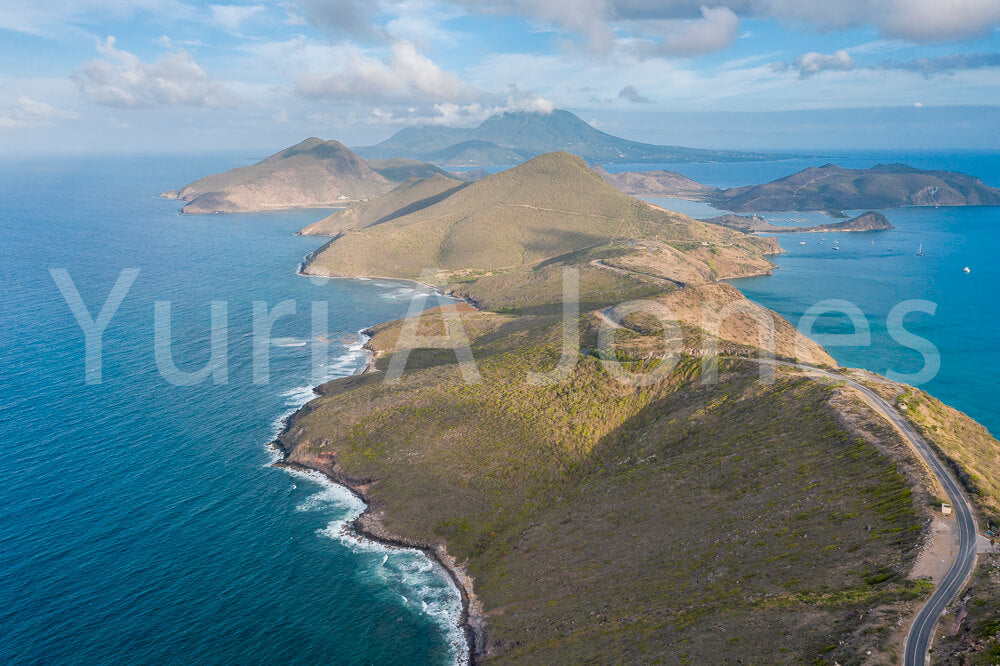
756,360,978,666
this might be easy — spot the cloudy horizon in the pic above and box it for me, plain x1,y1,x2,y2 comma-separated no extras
2,0,1000,154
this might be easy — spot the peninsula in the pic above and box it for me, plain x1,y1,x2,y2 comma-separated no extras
162,138,448,214
275,151,1000,663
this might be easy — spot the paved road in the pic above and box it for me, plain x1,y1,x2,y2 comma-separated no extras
755,360,978,666
594,281,979,664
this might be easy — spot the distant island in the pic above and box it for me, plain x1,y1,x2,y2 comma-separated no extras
702,210,893,233
161,138,450,214
354,109,784,166
593,164,715,199
601,163,1000,213
274,150,1000,663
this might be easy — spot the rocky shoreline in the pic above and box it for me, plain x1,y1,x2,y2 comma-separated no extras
268,316,486,665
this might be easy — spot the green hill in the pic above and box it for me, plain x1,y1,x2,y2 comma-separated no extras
303,151,777,284
299,174,467,236
277,148,1000,663
355,109,782,165
277,309,930,663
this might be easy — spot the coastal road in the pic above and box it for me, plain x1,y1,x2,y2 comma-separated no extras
754,360,978,666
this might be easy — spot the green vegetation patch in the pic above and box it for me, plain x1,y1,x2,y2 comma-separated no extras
280,316,923,663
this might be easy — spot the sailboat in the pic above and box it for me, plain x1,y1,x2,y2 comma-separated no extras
916,244,925,256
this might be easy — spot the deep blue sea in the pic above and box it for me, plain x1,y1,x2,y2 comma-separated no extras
0,155,465,664
1,151,998,664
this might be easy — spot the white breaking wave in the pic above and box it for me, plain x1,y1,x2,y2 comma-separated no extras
288,468,468,665
272,337,308,348
263,323,467,664
267,331,374,441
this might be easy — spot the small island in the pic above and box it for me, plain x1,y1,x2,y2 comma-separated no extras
701,210,893,233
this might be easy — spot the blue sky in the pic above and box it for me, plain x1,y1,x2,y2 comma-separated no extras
1,0,999,153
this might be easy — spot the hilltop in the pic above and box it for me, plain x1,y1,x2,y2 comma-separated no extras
162,138,447,214
302,151,779,292
600,163,1000,213
299,174,467,236
355,109,781,165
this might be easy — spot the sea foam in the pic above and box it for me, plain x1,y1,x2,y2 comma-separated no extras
267,329,468,664
287,467,469,665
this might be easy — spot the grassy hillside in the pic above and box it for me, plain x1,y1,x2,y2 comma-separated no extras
899,387,1000,525
299,174,467,236
303,152,778,283
277,149,1000,663
278,311,927,663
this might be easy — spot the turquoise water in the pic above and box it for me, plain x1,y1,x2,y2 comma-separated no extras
0,156,465,664
629,152,1000,436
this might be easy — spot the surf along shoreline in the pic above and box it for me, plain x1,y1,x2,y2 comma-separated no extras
269,266,485,664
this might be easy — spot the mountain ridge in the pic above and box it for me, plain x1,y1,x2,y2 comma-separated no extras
355,109,782,165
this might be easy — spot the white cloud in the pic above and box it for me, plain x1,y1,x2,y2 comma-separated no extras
362,86,556,127
791,49,856,78
875,0,1000,42
653,6,740,56
73,36,242,108
280,2,308,25
504,84,555,113
209,4,265,32
451,0,1000,49
294,40,473,102
0,95,79,129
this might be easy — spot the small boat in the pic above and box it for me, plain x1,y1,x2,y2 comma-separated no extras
799,241,806,245
963,266,971,274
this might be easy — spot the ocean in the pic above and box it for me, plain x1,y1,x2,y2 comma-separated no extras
0,155,465,664
1,150,997,664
